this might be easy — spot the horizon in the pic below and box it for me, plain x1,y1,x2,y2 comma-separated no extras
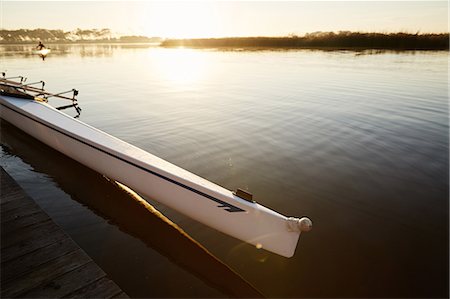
1,1,448,39
2,28,449,40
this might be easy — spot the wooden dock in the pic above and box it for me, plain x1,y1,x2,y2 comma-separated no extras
0,167,128,298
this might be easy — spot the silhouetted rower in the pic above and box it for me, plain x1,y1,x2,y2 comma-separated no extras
36,41,46,50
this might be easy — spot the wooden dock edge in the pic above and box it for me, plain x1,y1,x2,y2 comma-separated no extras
0,166,129,298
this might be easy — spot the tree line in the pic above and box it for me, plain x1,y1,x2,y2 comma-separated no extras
0,28,161,44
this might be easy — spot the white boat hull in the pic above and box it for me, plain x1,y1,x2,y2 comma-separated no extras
0,95,309,257
35,49,51,56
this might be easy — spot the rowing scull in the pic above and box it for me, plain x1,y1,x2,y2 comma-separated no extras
0,81,312,258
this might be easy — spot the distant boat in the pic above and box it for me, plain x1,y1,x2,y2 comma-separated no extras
35,48,51,56
0,77,312,258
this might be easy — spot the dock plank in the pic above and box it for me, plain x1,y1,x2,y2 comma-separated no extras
63,277,123,299
1,192,26,204
1,198,39,215
1,249,91,298
21,262,107,298
2,238,79,283
1,167,128,298
1,228,68,262
1,211,50,234
1,208,41,224
1,219,59,249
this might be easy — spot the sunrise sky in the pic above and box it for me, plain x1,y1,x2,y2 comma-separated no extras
1,1,448,38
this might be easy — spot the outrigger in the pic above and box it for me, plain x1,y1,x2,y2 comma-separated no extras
0,73,81,117
0,74,312,258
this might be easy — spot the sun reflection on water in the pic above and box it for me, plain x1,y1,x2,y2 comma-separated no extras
149,48,210,87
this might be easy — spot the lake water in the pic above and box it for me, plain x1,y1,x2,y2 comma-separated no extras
1,44,448,297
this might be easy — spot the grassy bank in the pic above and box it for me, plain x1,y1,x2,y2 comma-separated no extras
161,32,449,50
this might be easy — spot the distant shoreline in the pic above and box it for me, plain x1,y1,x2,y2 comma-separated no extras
161,33,449,50
3,43,449,54
0,28,161,45
1,31,448,50
0,41,161,46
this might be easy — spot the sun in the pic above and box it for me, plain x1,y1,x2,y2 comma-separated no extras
141,2,220,39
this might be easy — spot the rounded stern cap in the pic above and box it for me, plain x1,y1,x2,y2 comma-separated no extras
287,217,313,232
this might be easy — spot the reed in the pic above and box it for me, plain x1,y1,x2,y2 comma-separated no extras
161,32,449,50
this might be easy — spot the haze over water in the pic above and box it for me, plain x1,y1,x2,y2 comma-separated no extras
1,44,448,297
